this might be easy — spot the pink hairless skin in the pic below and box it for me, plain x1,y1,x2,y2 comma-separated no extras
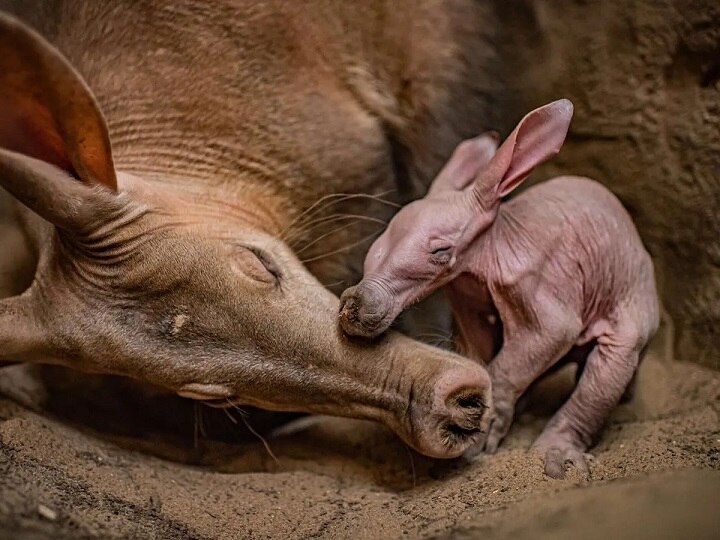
339,99,659,478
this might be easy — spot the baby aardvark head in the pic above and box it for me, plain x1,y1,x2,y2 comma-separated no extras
339,99,574,338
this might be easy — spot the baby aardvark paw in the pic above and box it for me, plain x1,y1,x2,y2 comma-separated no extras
482,416,509,453
532,439,594,479
480,397,515,453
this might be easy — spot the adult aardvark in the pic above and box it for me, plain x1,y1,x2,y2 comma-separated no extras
0,1,497,458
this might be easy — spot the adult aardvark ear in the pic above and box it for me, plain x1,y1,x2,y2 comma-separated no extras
0,13,118,231
473,99,573,205
427,132,499,196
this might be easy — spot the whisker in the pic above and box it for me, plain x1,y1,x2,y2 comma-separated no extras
240,415,279,465
198,407,207,439
297,212,388,230
280,190,398,243
279,193,352,240
226,400,279,465
422,324,454,335
223,406,239,424
285,213,388,248
423,338,452,343
406,446,417,488
321,280,347,289
281,274,350,292
413,332,453,341
280,194,360,240
194,402,200,450
294,219,381,256
300,229,383,264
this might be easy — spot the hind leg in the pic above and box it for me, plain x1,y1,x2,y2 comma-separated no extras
532,330,643,479
574,343,645,405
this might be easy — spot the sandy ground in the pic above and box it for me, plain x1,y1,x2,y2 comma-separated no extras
0,354,718,539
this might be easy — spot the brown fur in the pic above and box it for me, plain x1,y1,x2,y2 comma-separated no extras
0,0,496,458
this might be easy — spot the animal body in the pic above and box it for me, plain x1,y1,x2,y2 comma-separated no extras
340,100,659,477
0,0,499,458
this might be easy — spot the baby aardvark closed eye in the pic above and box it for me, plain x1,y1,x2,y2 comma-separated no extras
430,246,452,265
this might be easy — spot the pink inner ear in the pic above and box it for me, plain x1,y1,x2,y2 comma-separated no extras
429,132,500,196
0,14,117,191
0,97,75,177
499,100,573,196
474,99,573,200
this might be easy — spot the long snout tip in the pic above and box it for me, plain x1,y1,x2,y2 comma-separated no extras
338,284,391,338
422,365,493,459
338,293,362,335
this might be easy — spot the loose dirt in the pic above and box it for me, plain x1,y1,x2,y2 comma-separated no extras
0,355,718,539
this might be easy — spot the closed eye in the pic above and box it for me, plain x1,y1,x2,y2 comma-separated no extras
231,244,283,285
246,246,283,281
429,245,453,265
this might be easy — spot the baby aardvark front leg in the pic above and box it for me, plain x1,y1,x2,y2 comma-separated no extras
480,299,582,455
532,327,641,478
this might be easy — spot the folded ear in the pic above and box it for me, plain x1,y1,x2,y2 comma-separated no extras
428,132,499,196
0,13,117,193
0,148,114,233
474,99,573,203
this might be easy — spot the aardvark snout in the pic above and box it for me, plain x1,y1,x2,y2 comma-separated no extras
415,363,492,458
339,282,392,338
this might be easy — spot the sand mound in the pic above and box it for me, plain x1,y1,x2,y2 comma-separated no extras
1,356,718,539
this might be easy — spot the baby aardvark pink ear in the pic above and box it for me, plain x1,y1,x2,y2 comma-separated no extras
428,132,499,196
474,99,573,202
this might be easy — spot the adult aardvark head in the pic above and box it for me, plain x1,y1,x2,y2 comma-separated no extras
0,14,490,458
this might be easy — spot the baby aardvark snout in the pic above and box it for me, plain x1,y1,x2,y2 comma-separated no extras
339,281,492,457
416,365,492,458
339,282,392,337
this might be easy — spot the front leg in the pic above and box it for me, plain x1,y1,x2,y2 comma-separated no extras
477,286,583,453
482,323,579,453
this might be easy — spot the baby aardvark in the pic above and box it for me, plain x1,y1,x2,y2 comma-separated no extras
339,100,659,478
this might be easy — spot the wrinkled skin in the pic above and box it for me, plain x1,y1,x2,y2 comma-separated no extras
0,2,496,459
340,100,660,477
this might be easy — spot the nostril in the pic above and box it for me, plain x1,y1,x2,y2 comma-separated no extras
434,367,491,410
456,392,487,411
431,366,492,453
406,362,492,459
444,422,482,438
339,287,357,308
339,295,360,321
449,391,487,429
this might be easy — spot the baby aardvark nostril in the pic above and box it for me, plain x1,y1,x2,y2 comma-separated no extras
339,296,358,321
339,286,361,318
339,283,393,338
